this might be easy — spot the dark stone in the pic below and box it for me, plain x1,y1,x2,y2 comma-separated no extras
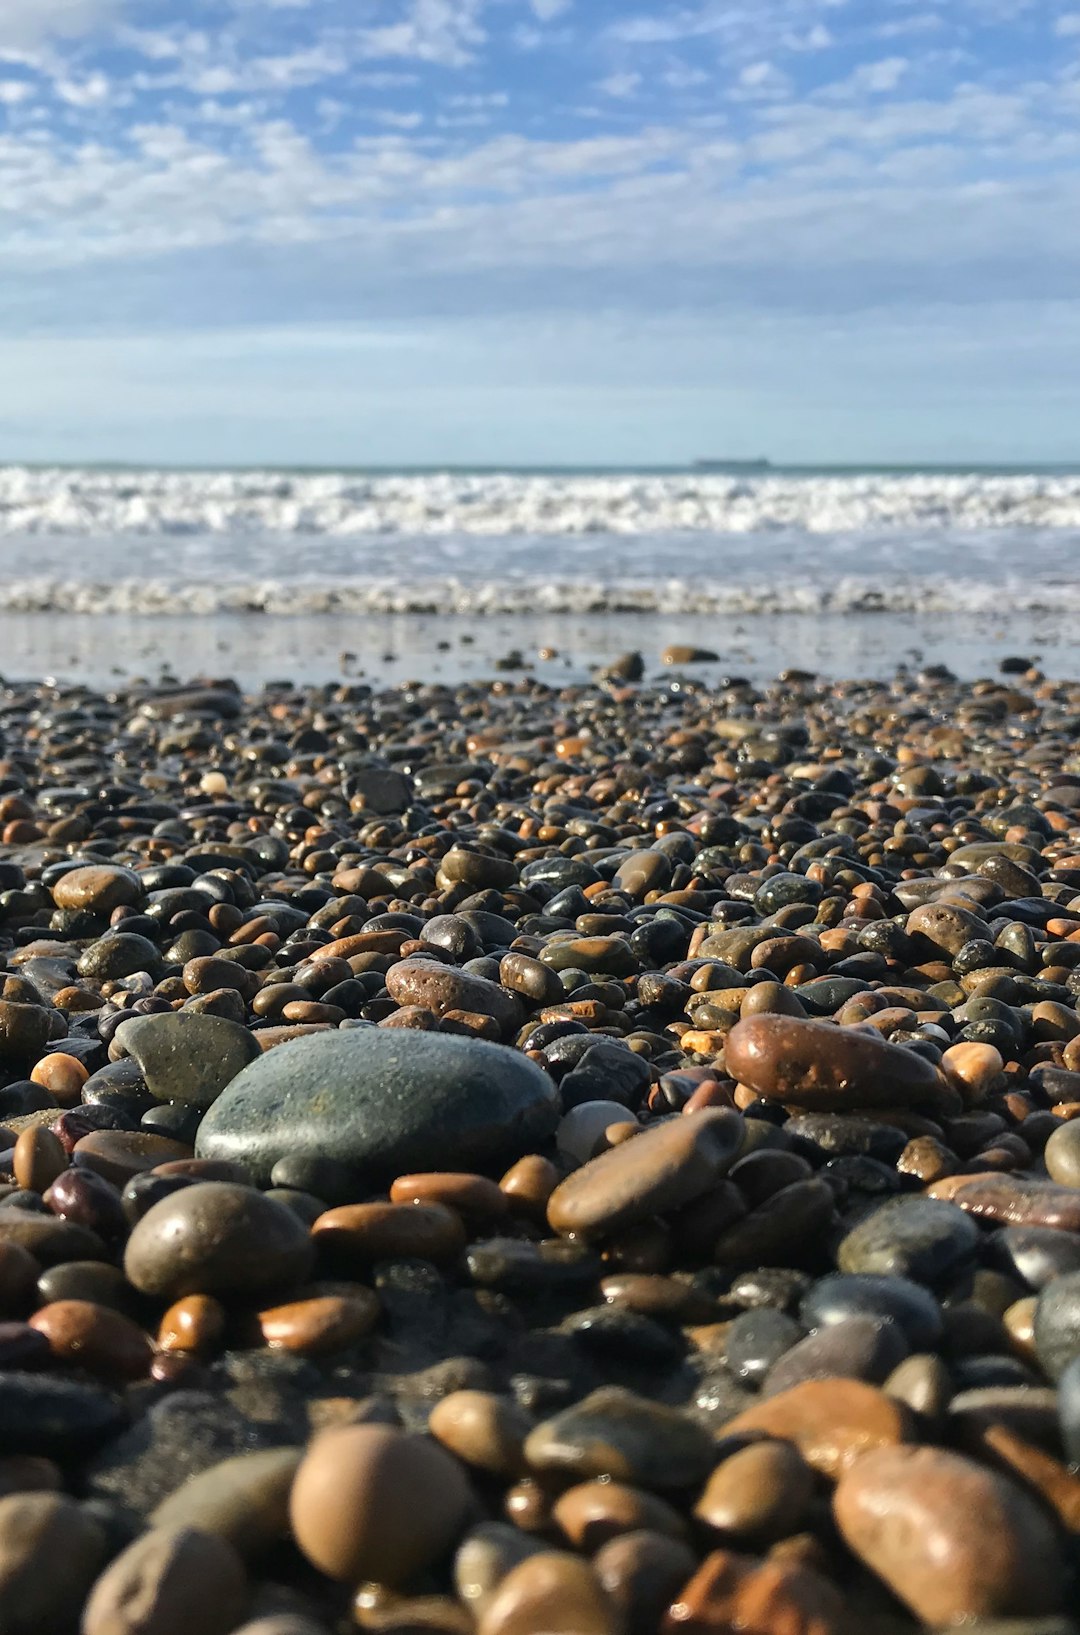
196,1028,559,1185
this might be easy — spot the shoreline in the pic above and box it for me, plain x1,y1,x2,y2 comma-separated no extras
2,607,1078,689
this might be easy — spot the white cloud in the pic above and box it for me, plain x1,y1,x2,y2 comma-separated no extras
373,110,424,129
0,0,120,51
359,0,489,68
1055,13,1080,34
530,0,572,18
663,65,710,89
449,91,509,108
56,72,110,106
596,72,642,98
0,80,34,104
850,57,909,95
737,60,792,98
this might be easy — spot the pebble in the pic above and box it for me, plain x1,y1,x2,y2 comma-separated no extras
719,1378,912,1477
115,1012,261,1108
661,1549,845,1635
428,1391,531,1478
523,1387,716,1490
197,1030,558,1185
82,1524,248,1635
29,1299,153,1380
289,1424,473,1586
0,1491,107,1635
724,1012,948,1111
833,1445,1065,1625
546,1109,743,1239
124,1182,314,1301
476,1552,619,1635
693,1440,814,1545
150,1448,303,1557
594,1531,698,1635
837,1195,980,1285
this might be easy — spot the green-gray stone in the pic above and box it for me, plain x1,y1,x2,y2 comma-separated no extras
196,1028,559,1185
115,1012,261,1108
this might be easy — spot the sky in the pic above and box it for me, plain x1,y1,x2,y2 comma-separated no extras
0,0,1078,466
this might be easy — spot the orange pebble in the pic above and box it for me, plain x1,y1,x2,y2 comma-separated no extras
30,1054,89,1106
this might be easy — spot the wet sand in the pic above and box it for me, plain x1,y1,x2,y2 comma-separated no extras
2,606,1079,688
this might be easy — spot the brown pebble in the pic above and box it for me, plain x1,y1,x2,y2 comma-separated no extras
0,1491,108,1635
547,1109,743,1239
694,1440,815,1545
258,1291,379,1357
477,1551,620,1635
718,1379,912,1478
552,1480,686,1552
12,1128,66,1195
499,1155,560,1218
311,1202,466,1267
428,1391,531,1478
82,1524,248,1635
724,1012,948,1111
29,1299,153,1380
29,1054,89,1106
73,1131,192,1187
832,1444,1064,1625
157,1293,227,1355
389,1173,508,1222
661,1548,845,1635
290,1425,473,1587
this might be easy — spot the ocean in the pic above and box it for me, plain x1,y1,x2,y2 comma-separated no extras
1,463,1079,684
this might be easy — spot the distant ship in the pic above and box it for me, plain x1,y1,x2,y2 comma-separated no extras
693,457,772,471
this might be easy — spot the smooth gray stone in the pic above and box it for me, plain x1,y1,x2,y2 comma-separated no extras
197,1028,559,1185
116,1011,260,1108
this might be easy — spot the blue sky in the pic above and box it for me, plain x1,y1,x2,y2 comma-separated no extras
0,0,1078,465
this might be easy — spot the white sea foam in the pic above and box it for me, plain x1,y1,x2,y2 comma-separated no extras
0,466,1078,536
1,574,1078,617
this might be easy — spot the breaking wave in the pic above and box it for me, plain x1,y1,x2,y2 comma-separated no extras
0,466,1079,537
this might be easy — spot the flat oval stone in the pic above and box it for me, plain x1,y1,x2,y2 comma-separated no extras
762,1314,909,1396
151,1449,303,1558
312,1202,465,1267
718,1378,913,1478
694,1439,814,1545
837,1197,980,1286
724,1014,947,1111
384,960,521,1036
257,1291,379,1356
833,1445,1065,1626
524,1386,715,1490
477,1552,619,1635
124,1182,314,1301
547,1109,743,1239
928,1174,1080,1233
196,1030,558,1186
115,1013,260,1109
52,865,143,914
82,1525,248,1635
29,1300,153,1381
0,1491,108,1635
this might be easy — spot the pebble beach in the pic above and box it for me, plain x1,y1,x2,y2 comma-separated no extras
0,655,1079,1633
